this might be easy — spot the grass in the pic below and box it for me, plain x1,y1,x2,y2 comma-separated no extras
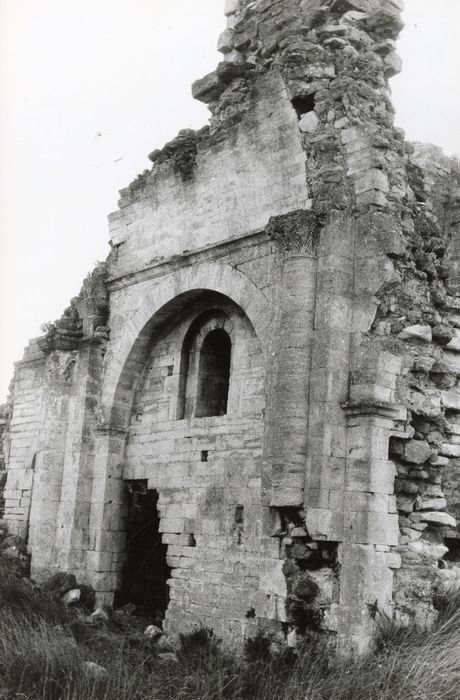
1,558,460,700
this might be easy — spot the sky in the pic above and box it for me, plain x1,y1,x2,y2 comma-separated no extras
0,0,459,401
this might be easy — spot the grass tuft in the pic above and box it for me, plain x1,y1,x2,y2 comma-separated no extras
1,560,460,700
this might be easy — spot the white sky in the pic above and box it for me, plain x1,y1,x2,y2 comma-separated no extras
0,0,459,401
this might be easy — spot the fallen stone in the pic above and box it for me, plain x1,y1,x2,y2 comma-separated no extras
286,628,298,648
144,624,164,640
299,111,319,133
398,325,432,342
419,512,457,528
84,661,108,681
62,589,81,606
90,608,109,623
155,635,174,652
157,652,179,664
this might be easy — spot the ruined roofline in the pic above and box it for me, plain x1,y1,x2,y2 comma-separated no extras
118,0,406,206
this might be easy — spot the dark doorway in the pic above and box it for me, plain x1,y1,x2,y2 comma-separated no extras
115,482,170,619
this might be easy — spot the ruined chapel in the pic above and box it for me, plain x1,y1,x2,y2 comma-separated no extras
1,0,460,654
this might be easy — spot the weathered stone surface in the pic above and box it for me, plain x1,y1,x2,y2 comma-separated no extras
299,111,320,133
217,29,235,54
441,443,460,457
390,440,432,465
398,325,433,342
419,512,457,528
191,71,222,103
4,0,460,658
62,589,81,606
415,497,447,512
144,624,164,639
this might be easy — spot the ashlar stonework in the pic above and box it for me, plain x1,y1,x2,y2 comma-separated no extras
2,0,460,654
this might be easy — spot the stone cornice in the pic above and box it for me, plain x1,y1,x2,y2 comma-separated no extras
107,228,270,292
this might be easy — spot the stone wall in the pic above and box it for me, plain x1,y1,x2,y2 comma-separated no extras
3,0,460,655
0,403,10,518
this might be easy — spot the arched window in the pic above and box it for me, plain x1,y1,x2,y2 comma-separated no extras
195,329,231,418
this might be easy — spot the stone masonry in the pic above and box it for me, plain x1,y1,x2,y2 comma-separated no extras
3,0,460,654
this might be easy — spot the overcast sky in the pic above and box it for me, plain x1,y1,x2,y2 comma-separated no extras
0,0,459,401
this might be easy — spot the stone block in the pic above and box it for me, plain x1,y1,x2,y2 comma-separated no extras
390,439,432,465
441,443,460,457
217,29,234,54
386,552,401,569
343,491,390,514
191,71,223,104
415,497,447,511
442,390,460,412
344,511,399,546
305,507,344,540
299,112,319,133
419,512,457,528
354,169,389,195
345,459,395,494
446,330,460,352
398,325,432,342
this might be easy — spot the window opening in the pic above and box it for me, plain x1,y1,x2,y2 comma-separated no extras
195,329,231,418
201,450,209,462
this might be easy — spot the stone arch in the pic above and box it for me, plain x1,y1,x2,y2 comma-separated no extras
100,262,271,432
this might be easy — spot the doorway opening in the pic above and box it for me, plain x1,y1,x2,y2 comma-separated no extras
115,481,170,620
